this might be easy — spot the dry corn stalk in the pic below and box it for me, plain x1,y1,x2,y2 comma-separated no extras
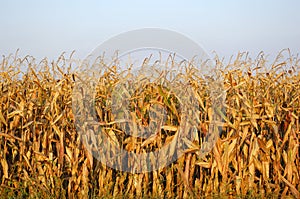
0,50,299,198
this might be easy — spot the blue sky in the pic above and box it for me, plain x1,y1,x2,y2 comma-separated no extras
1,0,299,61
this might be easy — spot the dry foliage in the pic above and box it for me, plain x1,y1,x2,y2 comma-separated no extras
0,50,299,198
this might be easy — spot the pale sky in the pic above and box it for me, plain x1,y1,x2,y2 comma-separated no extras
1,0,299,62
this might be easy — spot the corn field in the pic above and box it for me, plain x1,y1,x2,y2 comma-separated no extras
0,50,299,198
